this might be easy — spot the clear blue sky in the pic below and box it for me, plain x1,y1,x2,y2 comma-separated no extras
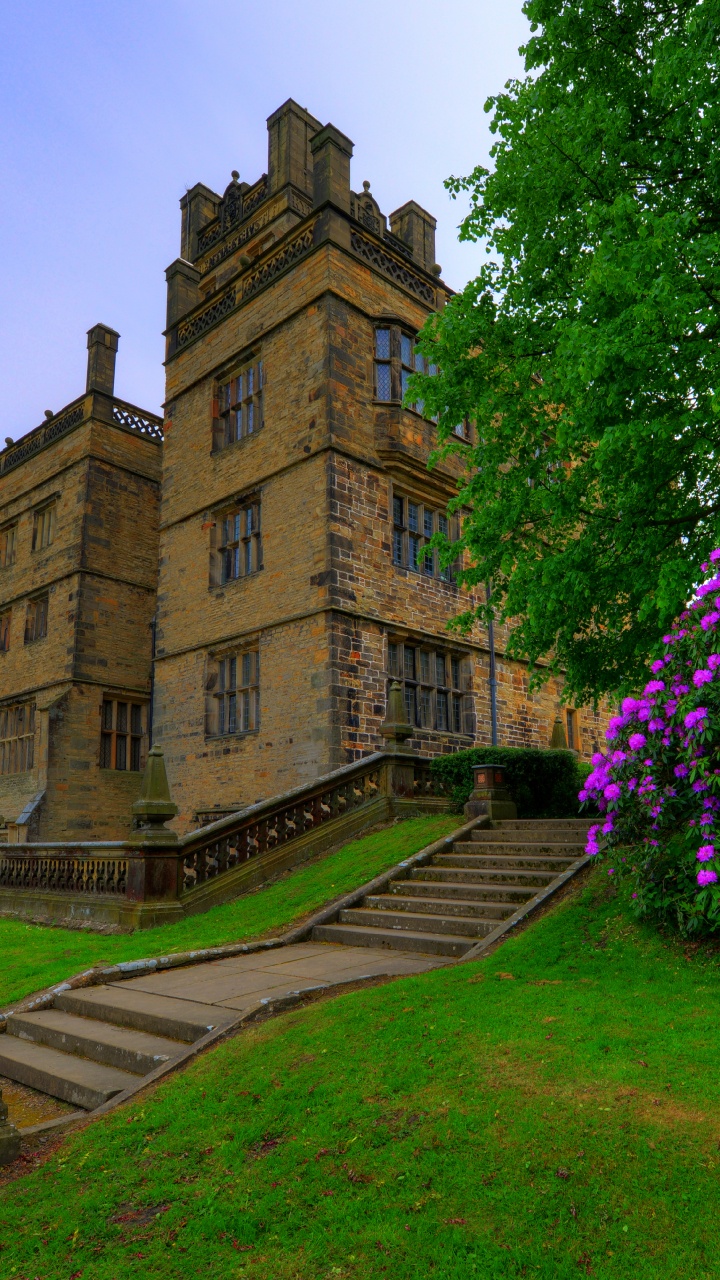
0,0,528,440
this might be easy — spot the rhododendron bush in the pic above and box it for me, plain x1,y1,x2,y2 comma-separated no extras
582,551,720,936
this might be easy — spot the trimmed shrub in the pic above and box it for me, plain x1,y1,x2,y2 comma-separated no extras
430,746,588,817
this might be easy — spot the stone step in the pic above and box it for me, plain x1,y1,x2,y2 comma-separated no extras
414,865,555,886
444,850,580,870
312,921,475,957
55,986,236,1043
453,839,584,860
483,819,593,830
8,1009,184,1076
473,824,591,842
0,1035,137,1110
339,907,495,938
366,893,515,921
388,879,531,905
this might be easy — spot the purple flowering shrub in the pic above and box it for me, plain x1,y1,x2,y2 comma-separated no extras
581,551,720,935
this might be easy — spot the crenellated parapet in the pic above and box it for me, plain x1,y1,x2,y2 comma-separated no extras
164,98,446,349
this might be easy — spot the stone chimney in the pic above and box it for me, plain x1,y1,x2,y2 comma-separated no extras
310,124,354,214
86,324,120,396
389,201,438,273
267,99,323,198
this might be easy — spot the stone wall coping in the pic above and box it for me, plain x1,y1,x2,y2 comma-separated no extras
5,841,134,853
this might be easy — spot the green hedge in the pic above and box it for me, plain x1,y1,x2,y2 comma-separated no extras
430,746,590,817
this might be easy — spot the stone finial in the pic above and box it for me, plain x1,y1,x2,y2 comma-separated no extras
0,1089,20,1166
380,681,414,754
550,716,568,750
129,745,179,846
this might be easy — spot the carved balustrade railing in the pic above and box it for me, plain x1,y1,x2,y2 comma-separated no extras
413,757,449,800
0,393,163,477
0,752,449,907
0,845,129,896
179,755,384,895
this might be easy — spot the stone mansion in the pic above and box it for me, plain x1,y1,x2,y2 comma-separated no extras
0,100,604,841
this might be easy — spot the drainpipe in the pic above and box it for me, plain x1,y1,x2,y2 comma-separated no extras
486,582,498,746
148,615,157,748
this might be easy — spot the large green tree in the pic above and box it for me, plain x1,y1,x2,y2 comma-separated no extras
416,0,720,704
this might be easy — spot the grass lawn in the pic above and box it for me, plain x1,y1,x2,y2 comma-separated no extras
3,870,720,1278
0,815,459,1009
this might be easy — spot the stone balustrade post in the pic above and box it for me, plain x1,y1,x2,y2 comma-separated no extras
464,762,517,822
125,745,182,908
0,1089,20,1165
379,680,418,800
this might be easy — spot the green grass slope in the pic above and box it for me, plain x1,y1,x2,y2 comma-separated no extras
0,815,458,1008
3,871,720,1278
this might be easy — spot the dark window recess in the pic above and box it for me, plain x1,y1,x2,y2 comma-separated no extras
0,524,17,568
216,500,262,584
100,699,146,771
388,640,474,735
215,360,264,450
374,325,437,417
24,594,48,643
392,495,458,581
32,503,56,551
0,702,35,774
211,649,260,736
0,611,10,652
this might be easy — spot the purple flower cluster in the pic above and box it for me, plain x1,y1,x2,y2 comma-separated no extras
581,553,720,902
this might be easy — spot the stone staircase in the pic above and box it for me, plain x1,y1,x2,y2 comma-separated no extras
0,986,237,1111
312,818,592,958
0,818,591,1117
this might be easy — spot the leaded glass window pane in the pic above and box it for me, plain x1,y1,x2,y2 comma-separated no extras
376,328,391,359
212,647,260,737
376,363,392,401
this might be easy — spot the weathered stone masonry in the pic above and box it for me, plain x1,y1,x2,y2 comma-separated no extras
0,99,605,842
154,99,605,832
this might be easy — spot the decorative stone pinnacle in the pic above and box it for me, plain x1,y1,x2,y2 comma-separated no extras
231,170,240,181
550,715,568,750
0,1089,20,1166
363,180,371,192
129,744,179,846
380,680,414,754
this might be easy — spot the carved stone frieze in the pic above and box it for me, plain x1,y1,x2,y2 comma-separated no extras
176,224,316,349
242,226,315,300
1,403,85,475
176,287,238,348
350,232,435,304
198,188,313,275
196,176,270,257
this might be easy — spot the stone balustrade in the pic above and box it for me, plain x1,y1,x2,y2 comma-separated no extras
0,689,449,930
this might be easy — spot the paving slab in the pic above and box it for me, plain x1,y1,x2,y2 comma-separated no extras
108,943,442,1012
115,969,300,1003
